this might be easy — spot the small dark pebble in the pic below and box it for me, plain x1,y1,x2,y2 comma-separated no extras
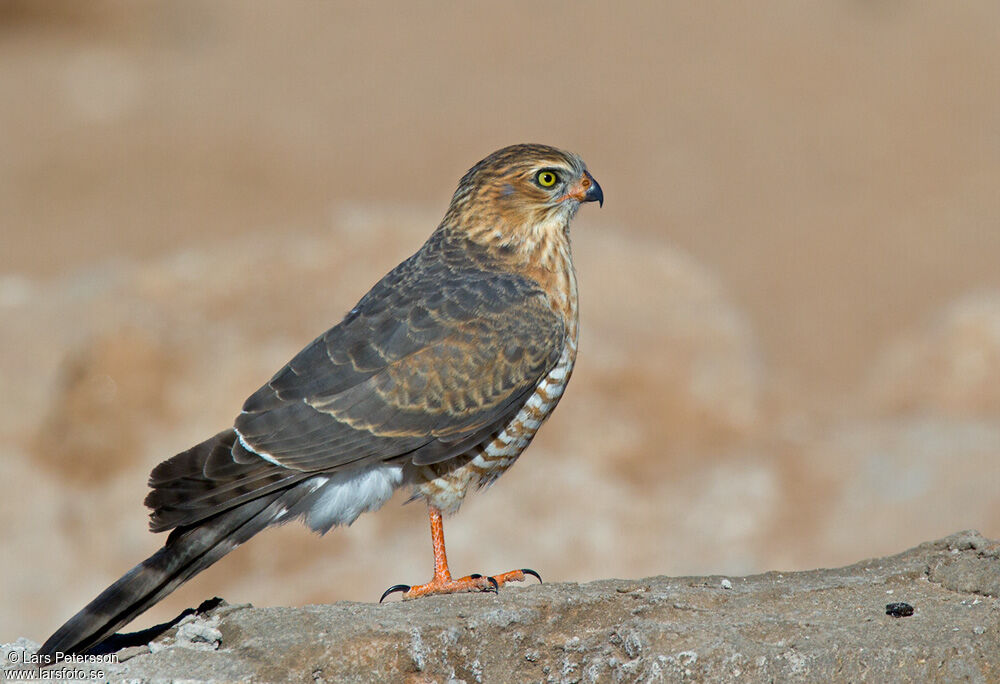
886,602,914,618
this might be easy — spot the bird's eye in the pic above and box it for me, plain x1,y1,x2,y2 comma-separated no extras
535,170,559,188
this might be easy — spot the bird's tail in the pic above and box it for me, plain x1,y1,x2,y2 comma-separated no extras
36,487,302,660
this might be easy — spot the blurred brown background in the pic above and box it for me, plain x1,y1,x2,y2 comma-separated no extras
3,1,999,643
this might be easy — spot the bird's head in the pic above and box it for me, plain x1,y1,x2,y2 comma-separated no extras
443,144,602,256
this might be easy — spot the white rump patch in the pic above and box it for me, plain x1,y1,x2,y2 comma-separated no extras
285,464,404,534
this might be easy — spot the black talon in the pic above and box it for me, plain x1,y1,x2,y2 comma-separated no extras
521,568,542,584
486,576,499,593
379,584,410,603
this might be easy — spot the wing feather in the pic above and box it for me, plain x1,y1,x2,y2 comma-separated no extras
235,240,565,473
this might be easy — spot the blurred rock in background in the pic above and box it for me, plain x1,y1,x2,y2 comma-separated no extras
2,1,998,643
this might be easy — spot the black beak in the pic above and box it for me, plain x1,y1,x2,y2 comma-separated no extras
583,171,603,207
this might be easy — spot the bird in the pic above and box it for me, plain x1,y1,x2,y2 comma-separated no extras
36,143,602,660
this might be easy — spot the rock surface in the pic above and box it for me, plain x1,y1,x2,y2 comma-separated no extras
7,531,998,683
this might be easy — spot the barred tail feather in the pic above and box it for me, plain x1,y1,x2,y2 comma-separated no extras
36,487,303,659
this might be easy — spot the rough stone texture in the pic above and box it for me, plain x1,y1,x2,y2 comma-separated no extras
7,531,998,683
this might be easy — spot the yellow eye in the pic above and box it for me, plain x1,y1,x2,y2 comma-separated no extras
535,170,559,187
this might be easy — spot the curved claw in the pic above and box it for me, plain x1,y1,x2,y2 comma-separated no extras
379,584,411,603
521,568,542,584
486,576,499,593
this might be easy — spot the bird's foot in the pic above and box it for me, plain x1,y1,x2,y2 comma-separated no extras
380,568,540,602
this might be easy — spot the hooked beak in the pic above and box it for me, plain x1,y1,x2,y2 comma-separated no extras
565,170,604,207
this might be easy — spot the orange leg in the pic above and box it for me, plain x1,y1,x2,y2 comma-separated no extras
380,505,541,602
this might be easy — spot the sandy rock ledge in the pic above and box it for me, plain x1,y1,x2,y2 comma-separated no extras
7,531,1000,683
